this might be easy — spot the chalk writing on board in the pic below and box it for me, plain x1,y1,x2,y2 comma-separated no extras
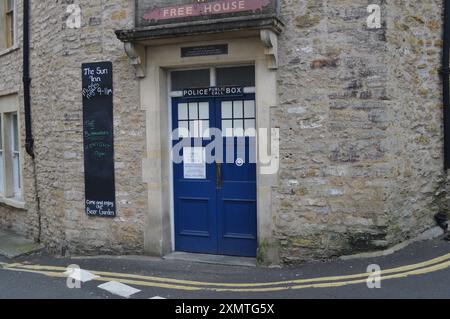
86,200,115,217
82,66,113,99
82,61,116,218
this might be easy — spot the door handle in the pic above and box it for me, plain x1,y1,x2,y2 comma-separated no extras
216,162,222,189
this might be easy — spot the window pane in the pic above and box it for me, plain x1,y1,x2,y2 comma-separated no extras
244,100,255,118
9,14,14,46
0,152,3,194
189,121,199,138
222,101,233,119
200,120,210,138
5,0,14,48
222,120,233,137
178,103,188,120
13,152,20,193
0,2,7,50
12,113,18,151
198,102,209,120
178,121,189,139
216,66,255,87
189,103,198,120
0,115,3,150
233,101,243,118
11,113,20,196
171,69,210,91
245,119,256,137
234,119,244,137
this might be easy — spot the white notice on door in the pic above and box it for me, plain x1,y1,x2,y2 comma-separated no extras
183,147,206,179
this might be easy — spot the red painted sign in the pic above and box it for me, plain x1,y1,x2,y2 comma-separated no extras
143,0,271,22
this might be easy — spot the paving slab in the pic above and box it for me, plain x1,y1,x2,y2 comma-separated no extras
164,252,256,267
0,230,43,259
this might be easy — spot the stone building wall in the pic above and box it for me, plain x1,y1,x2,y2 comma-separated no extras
0,0,447,264
386,1,445,240
36,0,147,255
274,0,445,264
0,0,148,255
0,0,40,239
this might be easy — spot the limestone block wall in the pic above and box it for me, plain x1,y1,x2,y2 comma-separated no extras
273,0,445,264
385,0,445,244
27,0,147,255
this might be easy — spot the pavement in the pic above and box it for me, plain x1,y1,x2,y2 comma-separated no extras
1,237,450,299
0,230,42,259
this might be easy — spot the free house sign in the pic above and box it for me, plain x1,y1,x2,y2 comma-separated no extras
136,0,278,27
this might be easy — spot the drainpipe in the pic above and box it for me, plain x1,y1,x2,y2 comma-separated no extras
442,0,450,170
23,0,34,158
22,0,42,243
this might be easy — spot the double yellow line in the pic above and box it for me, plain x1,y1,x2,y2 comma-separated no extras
1,253,450,292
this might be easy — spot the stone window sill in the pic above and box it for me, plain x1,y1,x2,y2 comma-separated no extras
0,196,26,210
0,45,20,58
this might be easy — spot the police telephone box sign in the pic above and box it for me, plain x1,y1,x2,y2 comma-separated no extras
136,0,278,27
183,86,244,98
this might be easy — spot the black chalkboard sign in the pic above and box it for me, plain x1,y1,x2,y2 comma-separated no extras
82,62,116,218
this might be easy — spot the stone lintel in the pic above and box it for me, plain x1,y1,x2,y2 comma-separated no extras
116,15,283,76
115,15,284,43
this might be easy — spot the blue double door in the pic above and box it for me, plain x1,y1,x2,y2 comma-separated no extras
172,95,257,257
